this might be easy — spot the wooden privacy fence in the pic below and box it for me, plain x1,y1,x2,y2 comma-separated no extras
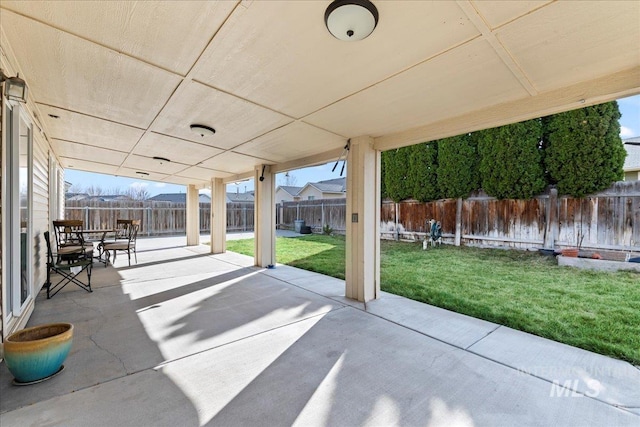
65,181,639,254
278,199,347,233
65,201,254,235
382,181,640,254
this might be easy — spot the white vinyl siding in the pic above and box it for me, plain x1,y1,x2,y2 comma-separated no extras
32,134,49,293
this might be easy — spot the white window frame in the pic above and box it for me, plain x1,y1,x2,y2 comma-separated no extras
3,101,33,318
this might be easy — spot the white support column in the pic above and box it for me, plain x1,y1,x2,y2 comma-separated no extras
254,165,275,267
186,184,200,246
346,136,380,302
210,178,226,254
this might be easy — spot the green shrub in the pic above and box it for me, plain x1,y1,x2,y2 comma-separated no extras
382,148,412,202
477,119,547,199
544,101,626,197
437,134,479,199
322,224,333,235
409,142,440,202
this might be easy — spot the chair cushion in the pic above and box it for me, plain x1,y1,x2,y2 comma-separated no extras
103,242,130,250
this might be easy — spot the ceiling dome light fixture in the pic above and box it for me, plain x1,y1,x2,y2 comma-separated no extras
190,124,216,137
325,0,378,41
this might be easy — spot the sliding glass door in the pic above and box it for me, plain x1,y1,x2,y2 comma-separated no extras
5,102,32,318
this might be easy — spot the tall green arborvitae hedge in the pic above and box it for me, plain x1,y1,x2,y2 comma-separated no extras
437,134,479,199
543,101,626,197
477,119,547,199
382,147,412,202
380,152,387,199
409,141,440,202
380,102,624,201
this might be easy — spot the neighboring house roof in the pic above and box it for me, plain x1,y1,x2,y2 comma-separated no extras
306,177,346,194
277,186,303,196
65,192,89,201
227,192,254,203
295,177,346,198
90,195,133,201
624,137,640,171
149,193,211,203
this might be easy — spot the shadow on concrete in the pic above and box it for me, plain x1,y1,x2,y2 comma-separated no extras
0,262,200,423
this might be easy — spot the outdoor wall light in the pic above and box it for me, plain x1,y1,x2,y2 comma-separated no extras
153,156,171,165
0,69,28,102
325,0,378,41
190,124,216,137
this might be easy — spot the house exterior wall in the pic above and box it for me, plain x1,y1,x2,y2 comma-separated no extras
297,186,345,200
1,116,53,339
297,186,322,200
275,188,297,204
32,133,50,294
624,171,639,181
320,192,346,200
0,60,55,338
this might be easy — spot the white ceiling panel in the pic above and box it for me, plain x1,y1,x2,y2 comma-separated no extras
133,133,223,166
2,1,638,186
1,1,238,75
175,166,232,181
60,158,120,175
470,0,552,29
305,39,528,138
497,1,640,93
121,154,189,175
234,122,346,163
1,10,182,128
53,139,128,164
151,81,293,149
161,176,203,186
199,151,270,175
37,105,143,153
192,1,479,118
116,168,169,183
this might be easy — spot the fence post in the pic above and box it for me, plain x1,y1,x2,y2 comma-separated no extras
84,206,89,227
455,197,462,246
243,205,247,231
394,202,399,241
147,207,152,236
321,202,325,229
544,188,558,249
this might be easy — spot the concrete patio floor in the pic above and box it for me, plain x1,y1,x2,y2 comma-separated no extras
1,235,639,426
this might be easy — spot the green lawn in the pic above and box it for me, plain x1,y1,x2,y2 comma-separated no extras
226,235,640,365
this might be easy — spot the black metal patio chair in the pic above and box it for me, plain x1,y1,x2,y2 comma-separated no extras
52,219,94,263
102,220,140,266
44,231,92,299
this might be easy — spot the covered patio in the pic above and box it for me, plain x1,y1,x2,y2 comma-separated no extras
1,237,638,425
1,2,640,424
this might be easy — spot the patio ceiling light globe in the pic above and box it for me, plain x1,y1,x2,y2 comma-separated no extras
325,0,379,41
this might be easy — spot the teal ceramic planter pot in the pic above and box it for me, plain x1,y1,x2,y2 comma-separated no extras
4,323,73,384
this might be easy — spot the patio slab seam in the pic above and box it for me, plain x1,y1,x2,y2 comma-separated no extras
462,324,502,350
463,348,640,415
